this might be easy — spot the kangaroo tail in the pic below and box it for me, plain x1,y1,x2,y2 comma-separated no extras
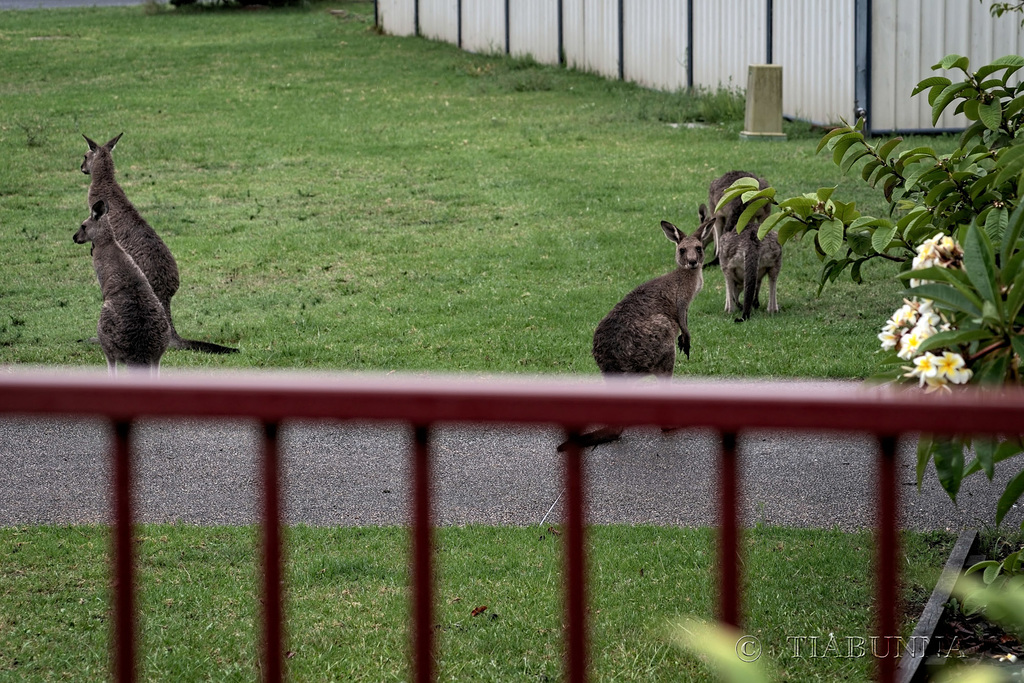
556,426,624,452
738,234,760,322
169,331,239,354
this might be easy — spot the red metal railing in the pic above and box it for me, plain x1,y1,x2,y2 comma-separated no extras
2,370,1024,683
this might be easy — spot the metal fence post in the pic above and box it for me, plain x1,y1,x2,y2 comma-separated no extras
719,431,740,628
876,435,899,683
411,424,435,683
562,429,588,683
261,421,284,683
111,419,136,683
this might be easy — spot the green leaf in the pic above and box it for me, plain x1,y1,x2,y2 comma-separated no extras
1007,267,1024,322
932,82,973,125
1002,202,1024,266
960,120,988,148
994,145,1024,188
992,54,1024,69
871,224,898,253
913,76,951,96
907,283,983,317
916,435,934,488
817,218,844,256
713,178,761,214
979,100,1003,131
975,352,1010,386
985,563,1005,585
876,137,904,162
861,159,882,184
935,54,970,72
966,560,1001,576
997,468,1024,526
841,148,871,174
756,210,786,239
975,437,998,479
778,196,817,216
933,438,965,500
984,207,1009,243
734,198,770,234
966,439,1024,477
962,99,981,121
847,230,873,256
816,187,836,203
916,328,992,355
830,132,863,167
963,221,999,310
816,125,854,155
776,219,806,246
1005,252,1024,290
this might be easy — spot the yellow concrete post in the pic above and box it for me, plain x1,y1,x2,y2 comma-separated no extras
740,64,787,141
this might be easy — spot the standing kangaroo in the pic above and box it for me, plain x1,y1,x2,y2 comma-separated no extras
81,133,237,354
558,217,710,451
705,170,780,322
74,200,170,376
707,203,782,318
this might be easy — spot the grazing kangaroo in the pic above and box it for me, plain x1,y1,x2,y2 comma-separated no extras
74,200,170,376
705,170,779,321
81,133,237,354
558,217,711,451
709,204,782,318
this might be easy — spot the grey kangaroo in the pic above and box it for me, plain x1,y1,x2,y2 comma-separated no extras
74,200,171,376
81,133,237,354
558,217,710,451
705,170,781,321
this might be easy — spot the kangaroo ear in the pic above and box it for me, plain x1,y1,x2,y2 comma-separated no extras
83,135,99,151
106,133,123,150
91,200,108,220
698,203,708,222
661,220,684,243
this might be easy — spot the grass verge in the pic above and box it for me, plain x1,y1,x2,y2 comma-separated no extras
0,524,954,682
0,2,955,377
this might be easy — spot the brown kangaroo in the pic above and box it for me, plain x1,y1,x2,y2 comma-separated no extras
559,216,711,451
705,170,780,321
74,200,170,376
81,133,237,354
707,203,782,317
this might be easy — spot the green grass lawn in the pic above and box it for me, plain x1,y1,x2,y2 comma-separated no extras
0,1,949,377
0,3,963,681
0,524,954,682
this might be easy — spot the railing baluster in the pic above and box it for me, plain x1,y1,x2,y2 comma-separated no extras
562,429,588,683
876,435,899,683
718,431,740,629
411,424,435,683
111,419,136,683
261,421,284,683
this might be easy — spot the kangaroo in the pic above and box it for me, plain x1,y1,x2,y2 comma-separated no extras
705,170,778,321
74,200,171,376
81,133,237,354
709,204,782,318
558,216,711,451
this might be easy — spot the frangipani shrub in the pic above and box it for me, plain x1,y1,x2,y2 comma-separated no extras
715,53,1024,525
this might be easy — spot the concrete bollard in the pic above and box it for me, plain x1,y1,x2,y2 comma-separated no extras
740,64,787,141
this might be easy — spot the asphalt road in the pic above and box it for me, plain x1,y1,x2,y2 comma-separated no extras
0,408,1017,531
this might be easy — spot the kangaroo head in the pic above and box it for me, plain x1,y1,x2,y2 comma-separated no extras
81,133,123,175
661,220,706,271
73,200,110,245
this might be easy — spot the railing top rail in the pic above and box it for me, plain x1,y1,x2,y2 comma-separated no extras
1,369,1022,436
